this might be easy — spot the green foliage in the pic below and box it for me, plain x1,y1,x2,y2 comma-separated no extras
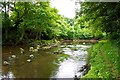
2,2,62,45
58,17,97,40
2,2,117,45
74,12,106,40
76,2,120,40
82,40,120,79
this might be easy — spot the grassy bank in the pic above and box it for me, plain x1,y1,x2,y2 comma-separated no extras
82,40,120,79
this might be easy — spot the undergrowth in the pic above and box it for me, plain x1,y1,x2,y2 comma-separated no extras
82,40,120,79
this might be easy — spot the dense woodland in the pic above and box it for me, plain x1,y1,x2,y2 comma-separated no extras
78,2,120,79
1,2,107,45
76,2,120,42
1,1,120,79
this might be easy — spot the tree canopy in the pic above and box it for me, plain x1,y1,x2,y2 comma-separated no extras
1,2,120,45
1,2,62,45
76,2,120,41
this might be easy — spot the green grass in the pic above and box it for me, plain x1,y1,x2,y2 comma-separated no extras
82,40,120,79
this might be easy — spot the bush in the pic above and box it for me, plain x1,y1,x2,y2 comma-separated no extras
82,40,119,79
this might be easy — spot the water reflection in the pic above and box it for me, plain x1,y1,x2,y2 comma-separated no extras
2,71,15,79
52,44,91,78
2,43,91,78
54,59,85,78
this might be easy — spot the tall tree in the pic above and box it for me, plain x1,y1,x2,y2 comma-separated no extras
76,2,120,40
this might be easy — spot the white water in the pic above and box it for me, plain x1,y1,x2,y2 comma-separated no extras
53,44,91,78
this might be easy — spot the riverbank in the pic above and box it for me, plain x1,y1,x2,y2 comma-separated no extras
61,39,98,44
82,40,120,79
2,39,98,48
22,39,98,50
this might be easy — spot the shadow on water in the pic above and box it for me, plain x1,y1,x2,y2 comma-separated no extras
2,42,91,79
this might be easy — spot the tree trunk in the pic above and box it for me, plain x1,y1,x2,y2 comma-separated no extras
15,29,24,45
4,2,8,40
36,32,39,40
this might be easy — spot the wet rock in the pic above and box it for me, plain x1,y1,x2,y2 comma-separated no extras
42,46,51,50
53,51,60,54
83,42,86,44
20,48,24,54
79,64,91,75
29,47,34,52
33,49,38,52
36,45,40,50
74,75,80,80
79,67,84,72
27,59,31,62
29,46,40,53
60,45,66,48
3,61,10,65
53,50,63,54
29,54,34,58
11,55,16,58
53,44,58,47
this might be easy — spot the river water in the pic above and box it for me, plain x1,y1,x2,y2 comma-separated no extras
1,42,91,79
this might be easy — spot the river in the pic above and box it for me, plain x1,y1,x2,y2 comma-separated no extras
1,42,91,79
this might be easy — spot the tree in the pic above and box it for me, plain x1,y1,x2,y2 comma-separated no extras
2,2,63,45
76,2,120,40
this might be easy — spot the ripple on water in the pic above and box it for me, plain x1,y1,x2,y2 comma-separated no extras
2,71,15,79
52,44,91,78
53,59,86,78
2,44,91,78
